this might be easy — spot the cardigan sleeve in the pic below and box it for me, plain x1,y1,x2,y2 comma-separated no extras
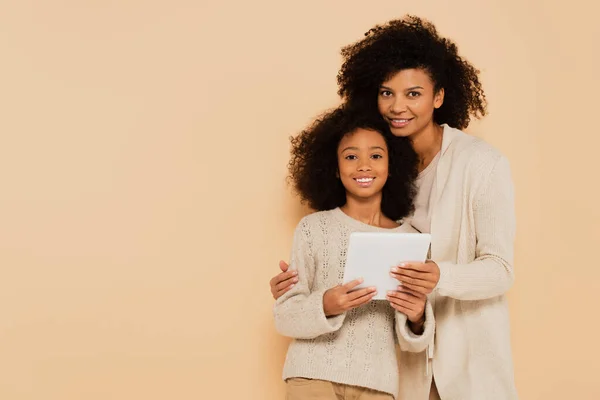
273,220,346,339
435,156,516,300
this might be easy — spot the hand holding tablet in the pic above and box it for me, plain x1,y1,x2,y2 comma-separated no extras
342,232,432,300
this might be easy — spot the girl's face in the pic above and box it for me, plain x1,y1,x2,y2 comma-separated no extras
377,68,444,138
337,128,389,203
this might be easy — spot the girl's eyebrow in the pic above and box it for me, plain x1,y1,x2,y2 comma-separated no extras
341,146,386,152
379,85,424,91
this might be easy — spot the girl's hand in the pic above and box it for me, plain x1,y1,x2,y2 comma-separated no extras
386,286,427,333
323,279,377,317
390,260,440,295
270,260,297,300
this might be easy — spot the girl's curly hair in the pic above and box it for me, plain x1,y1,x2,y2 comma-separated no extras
288,105,418,221
337,15,487,130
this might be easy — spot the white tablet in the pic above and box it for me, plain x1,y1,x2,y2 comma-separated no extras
342,232,431,300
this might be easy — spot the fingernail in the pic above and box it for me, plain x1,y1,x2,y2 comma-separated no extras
387,291,394,295
358,277,364,283
292,271,298,276
369,287,377,292
292,277,298,283
290,284,295,288
399,263,406,268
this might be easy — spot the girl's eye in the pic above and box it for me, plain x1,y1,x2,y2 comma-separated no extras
408,91,421,98
371,154,383,159
345,155,357,160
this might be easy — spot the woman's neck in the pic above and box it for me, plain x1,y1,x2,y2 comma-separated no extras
340,195,397,228
411,122,443,172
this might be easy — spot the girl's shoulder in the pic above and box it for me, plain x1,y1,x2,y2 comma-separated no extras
297,209,337,227
291,209,344,251
293,209,339,238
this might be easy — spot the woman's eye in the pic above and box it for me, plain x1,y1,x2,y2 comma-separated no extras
380,90,392,97
408,91,421,98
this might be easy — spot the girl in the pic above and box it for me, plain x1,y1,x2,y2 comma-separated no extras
274,106,434,400
272,16,517,400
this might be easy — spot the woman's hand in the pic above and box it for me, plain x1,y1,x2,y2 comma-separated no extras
270,260,297,300
323,279,377,317
390,260,440,295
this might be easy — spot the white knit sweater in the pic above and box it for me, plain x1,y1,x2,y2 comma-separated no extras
273,208,435,398
397,125,518,399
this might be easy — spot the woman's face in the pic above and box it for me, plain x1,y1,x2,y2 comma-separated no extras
377,68,444,138
337,128,389,203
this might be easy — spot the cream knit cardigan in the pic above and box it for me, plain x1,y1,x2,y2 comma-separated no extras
398,124,518,399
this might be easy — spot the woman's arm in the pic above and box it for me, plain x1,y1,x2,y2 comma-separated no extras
391,156,515,301
270,261,296,300
435,156,516,300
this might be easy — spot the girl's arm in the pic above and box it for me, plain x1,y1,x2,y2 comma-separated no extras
392,296,435,353
273,220,346,339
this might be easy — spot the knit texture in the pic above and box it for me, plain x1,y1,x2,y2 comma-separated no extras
274,208,434,398
397,125,518,400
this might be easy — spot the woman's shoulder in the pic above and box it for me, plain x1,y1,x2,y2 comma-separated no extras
444,125,508,169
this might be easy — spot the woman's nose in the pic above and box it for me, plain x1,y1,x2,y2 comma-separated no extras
390,97,407,114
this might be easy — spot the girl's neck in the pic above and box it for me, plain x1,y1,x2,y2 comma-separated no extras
411,122,443,172
340,195,397,228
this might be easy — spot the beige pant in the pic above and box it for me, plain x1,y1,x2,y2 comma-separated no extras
286,378,394,400
429,381,441,400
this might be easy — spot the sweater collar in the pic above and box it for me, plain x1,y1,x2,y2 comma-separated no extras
430,124,466,219
439,124,461,157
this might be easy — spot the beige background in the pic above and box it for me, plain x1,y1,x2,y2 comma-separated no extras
1,1,598,399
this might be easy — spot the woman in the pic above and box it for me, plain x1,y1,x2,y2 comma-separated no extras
271,16,517,400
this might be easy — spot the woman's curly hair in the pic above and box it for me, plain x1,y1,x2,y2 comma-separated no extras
337,15,487,130
288,105,418,221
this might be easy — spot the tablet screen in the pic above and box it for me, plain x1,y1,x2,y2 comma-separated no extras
342,232,431,300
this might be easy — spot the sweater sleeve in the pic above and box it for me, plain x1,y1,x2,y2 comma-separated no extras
273,220,345,339
435,156,516,300
394,298,435,353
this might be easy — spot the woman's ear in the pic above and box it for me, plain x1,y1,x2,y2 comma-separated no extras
434,88,445,109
